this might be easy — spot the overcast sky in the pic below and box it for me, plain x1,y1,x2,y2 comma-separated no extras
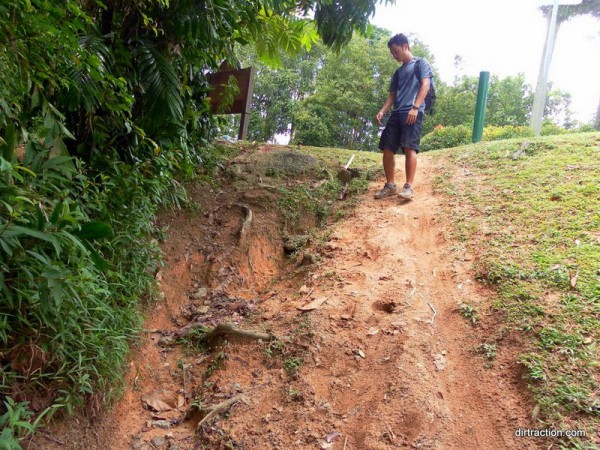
372,0,600,123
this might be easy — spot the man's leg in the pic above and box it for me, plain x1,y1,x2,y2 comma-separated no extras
383,149,396,184
404,148,417,185
398,147,417,199
374,148,398,199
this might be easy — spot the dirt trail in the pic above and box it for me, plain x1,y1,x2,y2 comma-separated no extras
216,157,536,450
39,155,540,450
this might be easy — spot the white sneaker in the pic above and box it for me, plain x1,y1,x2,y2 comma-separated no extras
399,183,414,200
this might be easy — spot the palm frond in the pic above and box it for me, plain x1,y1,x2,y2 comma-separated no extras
134,41,183,124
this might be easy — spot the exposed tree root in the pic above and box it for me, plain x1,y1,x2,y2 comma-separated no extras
235,203,253,243
195,394,248,431
176,322,273,348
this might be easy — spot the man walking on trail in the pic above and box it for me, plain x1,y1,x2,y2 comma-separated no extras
375,33,433,200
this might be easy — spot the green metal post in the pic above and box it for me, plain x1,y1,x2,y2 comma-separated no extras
472,71,490,143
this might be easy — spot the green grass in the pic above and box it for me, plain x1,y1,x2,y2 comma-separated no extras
431,132,600,446
267,145,382,238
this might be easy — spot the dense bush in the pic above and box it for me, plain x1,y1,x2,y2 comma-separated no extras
0,145,191,444
420,123,589,151
420,125,471,151
482,125,534,141
0,107,233,449
540,121,570,136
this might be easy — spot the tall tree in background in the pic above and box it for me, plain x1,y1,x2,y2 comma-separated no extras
235,43,325,142
531,0,600,134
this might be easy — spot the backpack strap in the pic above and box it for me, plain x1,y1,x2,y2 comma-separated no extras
413,57,423,81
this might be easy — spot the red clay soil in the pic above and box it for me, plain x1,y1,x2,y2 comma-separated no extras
35,155,545,450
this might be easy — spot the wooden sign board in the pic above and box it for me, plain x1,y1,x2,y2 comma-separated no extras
208,66,255,140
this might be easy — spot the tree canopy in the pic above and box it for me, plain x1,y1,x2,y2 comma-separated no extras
234,30,575,150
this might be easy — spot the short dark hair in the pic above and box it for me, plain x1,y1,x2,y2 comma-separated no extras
387,33,409,49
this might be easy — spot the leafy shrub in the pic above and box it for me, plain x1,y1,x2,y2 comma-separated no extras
0,144,188,427
573,123,596,133
541,121,569,136
0,399,34,449
421,123,573,151
482,125,534,141
420,125,471,151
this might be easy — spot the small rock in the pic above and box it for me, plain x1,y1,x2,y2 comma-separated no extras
158,336,175,347
190,287,208,299
150,420,173,429
194,305,210,315
151,436,166,448
433,354,447,371
301,252,317,266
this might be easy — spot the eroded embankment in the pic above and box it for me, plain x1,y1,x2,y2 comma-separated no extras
38,149,542,450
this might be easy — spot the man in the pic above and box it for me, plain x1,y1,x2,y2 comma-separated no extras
375,33,433,200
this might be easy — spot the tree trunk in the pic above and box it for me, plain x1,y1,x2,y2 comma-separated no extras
531,10,563,135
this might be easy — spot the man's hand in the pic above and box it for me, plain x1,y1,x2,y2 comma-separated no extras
406,108,418,125
376,111,384,125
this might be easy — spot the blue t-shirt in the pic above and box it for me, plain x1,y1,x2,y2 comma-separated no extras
389,58,433,114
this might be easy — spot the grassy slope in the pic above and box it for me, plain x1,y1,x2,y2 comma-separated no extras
430,132,600,447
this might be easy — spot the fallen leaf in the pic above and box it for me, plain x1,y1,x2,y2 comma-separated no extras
299,285,310,294
177,394,186,409
298,297,328,311
367,327,379,336
326,432,341,443
142,391,176,412
358,349,366,358
569,272,579,289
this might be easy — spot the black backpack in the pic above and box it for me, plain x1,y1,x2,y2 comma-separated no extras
414,58,436,115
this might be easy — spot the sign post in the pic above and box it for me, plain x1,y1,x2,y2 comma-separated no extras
472,71,490,143
208,66,256,140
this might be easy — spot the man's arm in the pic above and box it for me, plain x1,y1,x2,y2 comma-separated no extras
376,92,395,125
406,77,430,125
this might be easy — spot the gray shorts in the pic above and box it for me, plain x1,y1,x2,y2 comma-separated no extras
378,111,424,154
